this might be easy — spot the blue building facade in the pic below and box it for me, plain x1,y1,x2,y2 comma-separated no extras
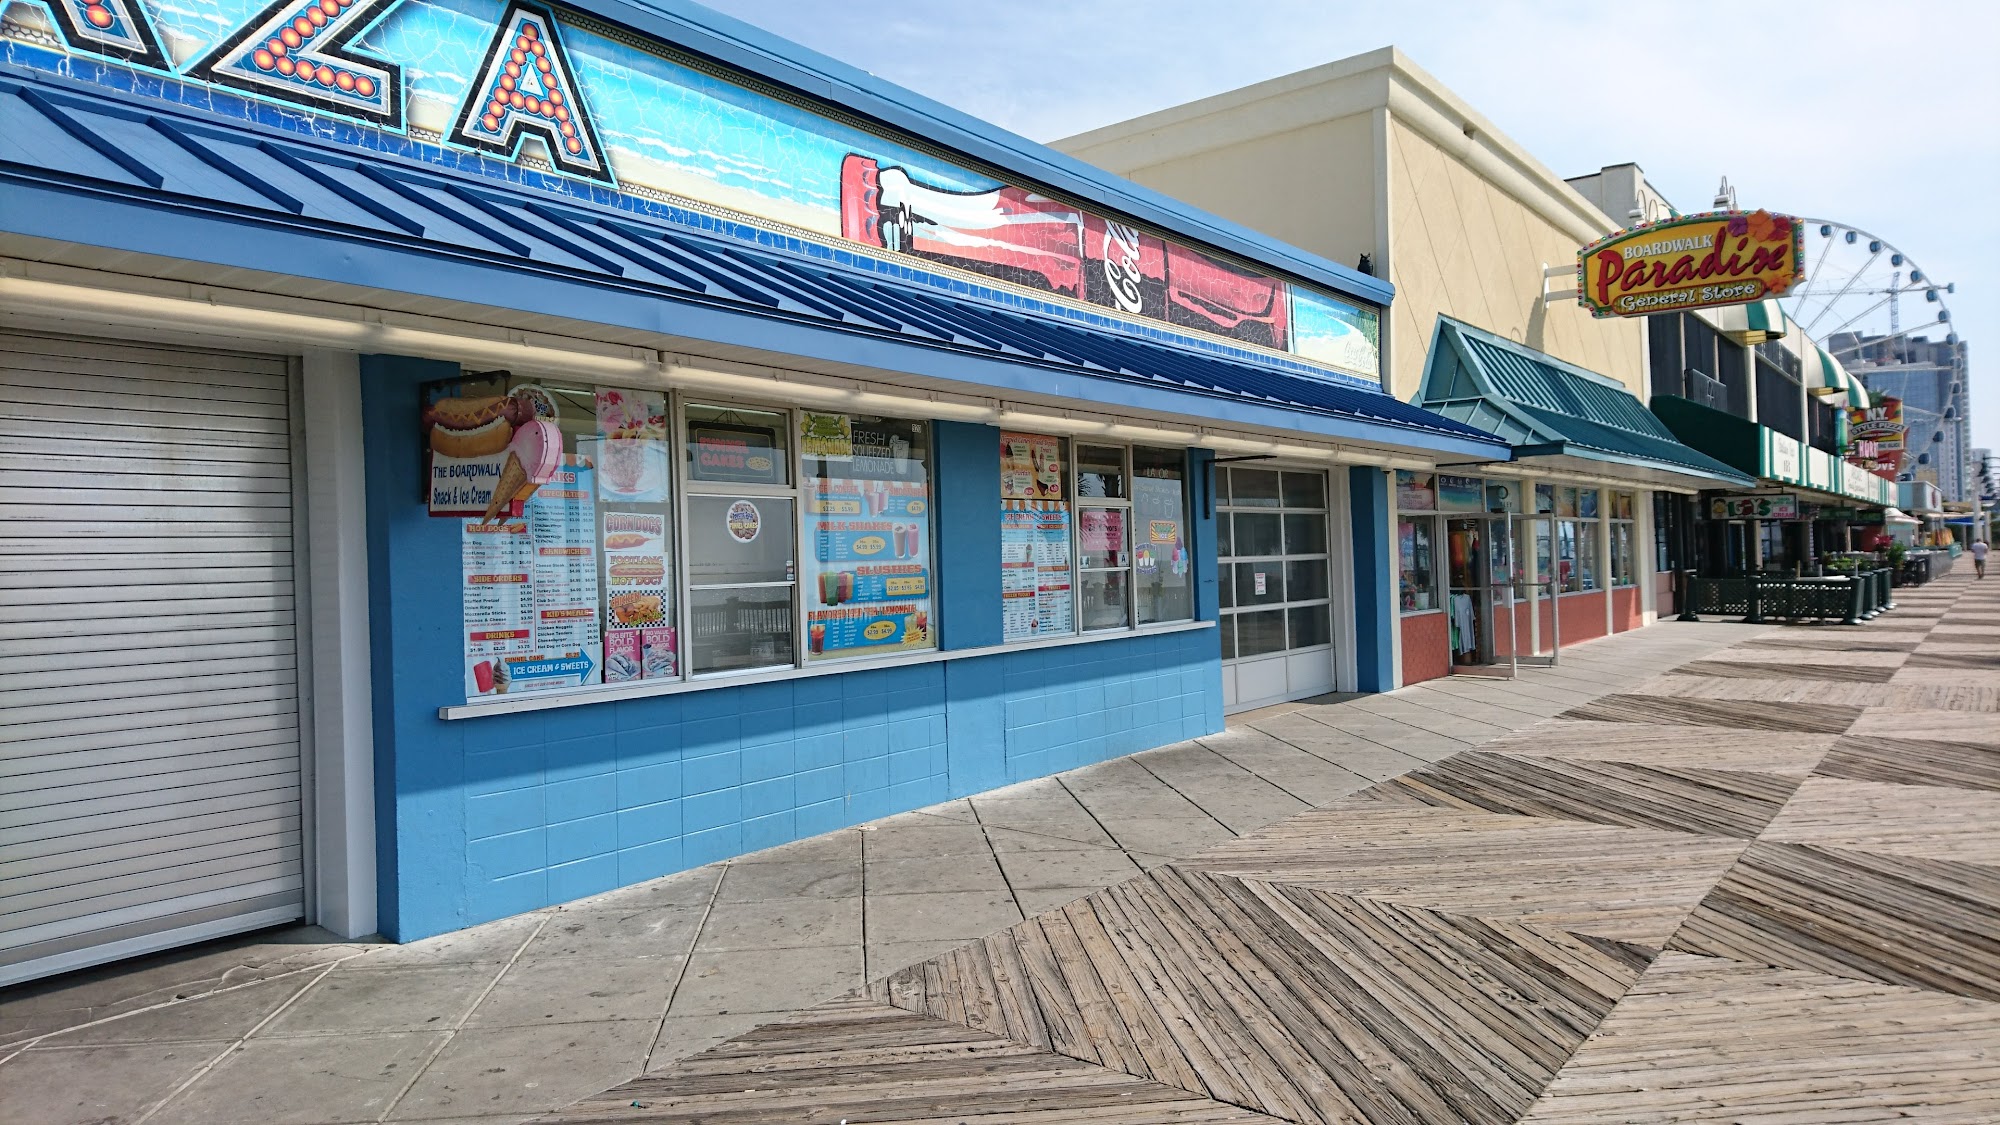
0,0,1506,979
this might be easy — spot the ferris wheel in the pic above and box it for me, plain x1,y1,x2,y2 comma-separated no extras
1780,219,1958,363
1775,218,1968,487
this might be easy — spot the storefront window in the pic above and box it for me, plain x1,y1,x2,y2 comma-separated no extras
685,404,795,675
800,413,935,663
434,378,659,701
1610,491,1637,587
1000,432,1074,641
1132,447,1191,625
1399,516,1440,611
1558,489,1600,592
1535,483,1555,514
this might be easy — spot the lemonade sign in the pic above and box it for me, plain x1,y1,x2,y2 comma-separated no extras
1578,210,1804,318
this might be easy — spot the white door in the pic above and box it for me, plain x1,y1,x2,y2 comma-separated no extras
0,331,306,986
1218,466,1335,711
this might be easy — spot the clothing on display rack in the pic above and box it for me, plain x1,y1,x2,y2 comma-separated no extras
1449,592,1477,654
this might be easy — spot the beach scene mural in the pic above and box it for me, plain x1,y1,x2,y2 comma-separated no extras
3,0,1381,381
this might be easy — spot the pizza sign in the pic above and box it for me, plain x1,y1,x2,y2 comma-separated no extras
1578,210,1803,318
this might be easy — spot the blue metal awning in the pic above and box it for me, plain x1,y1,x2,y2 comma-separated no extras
1417,316,1756,487
0,67,1504,457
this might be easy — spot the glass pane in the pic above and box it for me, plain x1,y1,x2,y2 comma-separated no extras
1578,489,1600,519
1288,605,1331,649
1132,454,1190,625
1236,609,1286,657
1280,471,1325,510
690,586,794,675
802,413,935,662
1613,491,1636,521
1230,468,1281,508
1285,558,1329,602
1556,487,1579,518
685,403,788,486
1234,512,1282,557
1535,483,1555,514
1218,616,1236,660
1216,508,1234,558
1217,567,1234,608
1076,444,1126,499
1284,513,1328,555
1484,481,1520,514
1235,562,1284,607
1078,507,1129,569
1399,517,1438,611
1557,519,1579,592
1079,569,1130,631
689,496,795,586
1577,525,1600,591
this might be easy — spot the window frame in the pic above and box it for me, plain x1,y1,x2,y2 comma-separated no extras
1217,464,1334,660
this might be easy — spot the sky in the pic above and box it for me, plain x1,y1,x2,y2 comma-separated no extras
698,0,1998,457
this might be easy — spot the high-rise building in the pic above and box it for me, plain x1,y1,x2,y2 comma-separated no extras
1832,333,1974,500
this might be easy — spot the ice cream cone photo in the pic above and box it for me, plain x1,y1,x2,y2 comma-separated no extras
484,451,528,521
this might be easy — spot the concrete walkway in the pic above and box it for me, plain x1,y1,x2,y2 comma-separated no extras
0,618,1780,1124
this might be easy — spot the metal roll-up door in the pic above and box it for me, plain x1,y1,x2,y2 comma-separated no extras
0,331,306,986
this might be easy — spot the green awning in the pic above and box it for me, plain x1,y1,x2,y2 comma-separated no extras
1416,316,1757,488
1811,343,1870,409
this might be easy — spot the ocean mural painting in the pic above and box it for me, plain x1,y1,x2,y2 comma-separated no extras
3,0,1382,380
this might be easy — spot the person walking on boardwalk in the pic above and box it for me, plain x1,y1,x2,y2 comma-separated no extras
1974,538,1989,578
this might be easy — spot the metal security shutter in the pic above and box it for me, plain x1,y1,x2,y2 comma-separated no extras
0,331,305,986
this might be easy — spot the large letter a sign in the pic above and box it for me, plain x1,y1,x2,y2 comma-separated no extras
447,2,611,185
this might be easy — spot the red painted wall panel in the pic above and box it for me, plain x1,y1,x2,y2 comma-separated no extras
1400,611,1451,686
1555,591,1608,646
1612,586,1643,633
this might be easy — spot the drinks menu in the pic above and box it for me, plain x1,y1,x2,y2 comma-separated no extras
803,415,934,661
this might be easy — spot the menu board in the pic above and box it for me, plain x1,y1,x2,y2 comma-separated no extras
463,455,603,698
1001,432,1065,501
1002,500,1074,640
601,510,674,683
802,415,934,661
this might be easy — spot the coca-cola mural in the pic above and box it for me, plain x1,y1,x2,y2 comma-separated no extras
7,0,1381,379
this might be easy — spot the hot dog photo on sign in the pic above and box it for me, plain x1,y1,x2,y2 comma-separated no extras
423,379,564,518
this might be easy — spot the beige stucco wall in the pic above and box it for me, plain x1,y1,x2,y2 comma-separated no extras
1070,112,1380,287
1385,119,1645,400
1054,48,1647,405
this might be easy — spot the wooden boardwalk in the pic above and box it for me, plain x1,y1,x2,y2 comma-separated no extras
552,574,2000,1123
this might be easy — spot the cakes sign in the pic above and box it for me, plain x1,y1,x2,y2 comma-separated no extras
1578,210,1804,318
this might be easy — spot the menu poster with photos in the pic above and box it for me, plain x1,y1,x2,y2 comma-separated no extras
803,414,934,660
602,510,673,683
1001,432,1064,501
596,388,669,504
423,381,563,517
1001,500,1074,640
463,456,603,698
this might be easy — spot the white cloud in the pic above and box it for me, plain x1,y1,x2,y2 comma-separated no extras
702,0,1997,450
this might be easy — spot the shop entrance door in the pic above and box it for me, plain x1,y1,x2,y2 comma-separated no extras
1445,518,1494,665
1218,466,1334,711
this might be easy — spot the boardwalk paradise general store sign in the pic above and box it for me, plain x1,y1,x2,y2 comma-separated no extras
1578,210,1804,318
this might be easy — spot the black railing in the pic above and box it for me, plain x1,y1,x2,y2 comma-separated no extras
1685,569,1896,625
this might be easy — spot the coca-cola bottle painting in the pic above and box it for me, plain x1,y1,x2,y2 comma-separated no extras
841,154,1292,350
1162,243,1290,350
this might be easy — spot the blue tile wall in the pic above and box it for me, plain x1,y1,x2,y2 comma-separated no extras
364,355,1224,942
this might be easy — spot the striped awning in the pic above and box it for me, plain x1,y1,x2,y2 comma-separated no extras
1811,344,1871,410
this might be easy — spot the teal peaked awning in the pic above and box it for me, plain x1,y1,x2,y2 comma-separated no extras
1417,316,1757,488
